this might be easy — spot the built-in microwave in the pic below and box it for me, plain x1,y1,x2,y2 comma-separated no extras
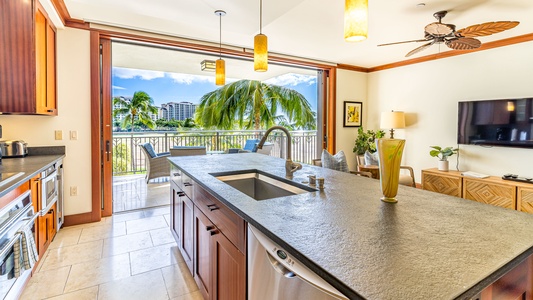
41,162,60,215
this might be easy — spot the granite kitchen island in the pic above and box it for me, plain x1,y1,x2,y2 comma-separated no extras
169,153,533,299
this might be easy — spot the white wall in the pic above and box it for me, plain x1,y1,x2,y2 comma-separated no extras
335,69,368,170
366,41,533,180
0,28,92,215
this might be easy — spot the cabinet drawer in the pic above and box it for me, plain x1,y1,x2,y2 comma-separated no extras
181,172,194,199
170,165,182,188
463,178,516,209
194,184,246,253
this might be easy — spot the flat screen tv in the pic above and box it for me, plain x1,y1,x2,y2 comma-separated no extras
458,98,533,148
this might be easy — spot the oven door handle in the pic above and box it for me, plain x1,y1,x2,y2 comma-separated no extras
21,212,40,224
0,233,22,261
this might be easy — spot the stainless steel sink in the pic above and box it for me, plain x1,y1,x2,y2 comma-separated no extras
212,170,316,201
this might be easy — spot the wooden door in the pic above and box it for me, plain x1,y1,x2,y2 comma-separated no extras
194,206,213,300
211,231,246,300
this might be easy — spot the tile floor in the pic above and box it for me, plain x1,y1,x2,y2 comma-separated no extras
21,206,202,300
113,175,170,213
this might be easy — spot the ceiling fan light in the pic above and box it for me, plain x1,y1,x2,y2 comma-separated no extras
344,0,368,42
254,33,268,72
215,59,225,85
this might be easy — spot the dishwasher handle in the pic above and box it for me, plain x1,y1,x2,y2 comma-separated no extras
266,251,296,278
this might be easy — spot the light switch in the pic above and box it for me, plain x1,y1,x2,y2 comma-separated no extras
55,130,62,140
70,130,78,140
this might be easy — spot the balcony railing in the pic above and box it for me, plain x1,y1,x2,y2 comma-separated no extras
113,130,318,176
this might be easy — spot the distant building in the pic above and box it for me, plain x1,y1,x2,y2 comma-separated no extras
160,102,197,121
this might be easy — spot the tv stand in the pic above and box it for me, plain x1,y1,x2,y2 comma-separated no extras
422,168,533,213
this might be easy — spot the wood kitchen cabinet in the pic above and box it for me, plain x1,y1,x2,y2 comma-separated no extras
38,202,56,255
517,186,533,214
477,254,533,300
422,169,463,197
0,0,57,115
463,177,516,209
170,165,246,300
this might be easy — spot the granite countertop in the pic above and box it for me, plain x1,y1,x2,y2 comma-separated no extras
169,153,533,300
0,150,65,197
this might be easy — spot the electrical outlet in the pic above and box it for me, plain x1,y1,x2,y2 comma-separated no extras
70,186,78,196
70,130,78,140
55,130,63,140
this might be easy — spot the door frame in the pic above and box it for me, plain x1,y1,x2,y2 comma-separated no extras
89,29,337,222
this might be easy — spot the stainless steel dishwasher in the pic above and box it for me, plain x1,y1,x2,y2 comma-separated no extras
248,225,348,300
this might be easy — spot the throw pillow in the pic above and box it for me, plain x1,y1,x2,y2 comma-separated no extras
364,150,379,166
321,150,349,173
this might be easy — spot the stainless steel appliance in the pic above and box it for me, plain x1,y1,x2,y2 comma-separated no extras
41,160,61,217
247,225,348,300
56,162,64,230
0,190,39,300
0,140,28,158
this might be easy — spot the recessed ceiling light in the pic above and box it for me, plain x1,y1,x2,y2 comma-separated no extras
416,3,426,7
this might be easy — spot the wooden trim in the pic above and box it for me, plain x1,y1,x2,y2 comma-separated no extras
327,68,337,154
101,38,113,217
63,212,95,226
89,31,102,223
49,0,70,24
65,19,90,30
369,33,533,72
337,64,369,73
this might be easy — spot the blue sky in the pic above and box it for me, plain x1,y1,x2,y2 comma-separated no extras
112,67,318,111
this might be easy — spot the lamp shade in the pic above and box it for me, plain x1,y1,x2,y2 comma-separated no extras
215,59,225,85
344,0,368,42
380,111,405,129
254,33,268,72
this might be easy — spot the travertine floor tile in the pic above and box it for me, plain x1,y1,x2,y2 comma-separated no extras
64,253,131,293
162,263,198,298
110,211,145,223
130,243,181,275
143,206,170,217
126,215,167,234
46,286,98,300
78,222,127,243
102,231,153,257
98,269,168,300
163,214,171,226
40,240,103,271
171,291,204,300
150,227,175,246
49,228,82,249
20,266,71,300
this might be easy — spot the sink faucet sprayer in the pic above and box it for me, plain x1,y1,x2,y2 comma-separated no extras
257,126,302,178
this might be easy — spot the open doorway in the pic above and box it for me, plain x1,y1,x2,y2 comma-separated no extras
109,41,321,214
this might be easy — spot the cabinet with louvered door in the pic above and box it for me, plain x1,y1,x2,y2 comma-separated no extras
517,186,533,214
462,177,516,209
422,169,462,197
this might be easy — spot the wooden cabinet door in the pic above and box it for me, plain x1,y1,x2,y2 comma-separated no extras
211,230,246,300
47,202,57,240
170,183,182,242
422,170,462,197
517,187,533,214
182,195,194,273
463,178,516,209
45,20,57,114
35,6,47,114
194,206,213,300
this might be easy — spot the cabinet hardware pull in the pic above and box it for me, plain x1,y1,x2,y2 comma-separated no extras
183,182,192,187
206,226,215,231
173,173,180,176
209,206,219,211
210,230,219,236
47,109,55,113
177,192,185,197
48,209,54,214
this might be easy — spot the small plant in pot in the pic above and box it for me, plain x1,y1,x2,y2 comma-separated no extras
429,146,458,171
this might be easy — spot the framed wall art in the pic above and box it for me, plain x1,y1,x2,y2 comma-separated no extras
343,101,362,127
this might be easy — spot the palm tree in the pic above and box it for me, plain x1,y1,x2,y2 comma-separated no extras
195,80,315,130
113,91,158,132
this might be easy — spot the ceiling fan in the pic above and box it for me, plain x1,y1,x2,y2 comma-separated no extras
378,11,519,57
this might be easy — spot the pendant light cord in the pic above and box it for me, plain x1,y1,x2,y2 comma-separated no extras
259,0,263,34
219,14,222,59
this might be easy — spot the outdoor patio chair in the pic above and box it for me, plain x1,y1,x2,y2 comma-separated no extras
139,143,171,183
228,139,273,155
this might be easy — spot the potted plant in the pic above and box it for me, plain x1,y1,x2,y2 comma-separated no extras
429,146,458,171
353,127,386,166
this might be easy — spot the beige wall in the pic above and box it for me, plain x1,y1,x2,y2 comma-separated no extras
366,41,533,180
335,69,368,170
0,28,92,215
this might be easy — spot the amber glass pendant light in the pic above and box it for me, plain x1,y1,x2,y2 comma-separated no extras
254,0,268,72
344,0,368,42
215,10,226,85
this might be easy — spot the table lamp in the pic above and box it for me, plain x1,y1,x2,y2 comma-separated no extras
380,111,405,139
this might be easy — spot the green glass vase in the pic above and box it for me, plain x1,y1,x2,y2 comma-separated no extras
376,138,405,203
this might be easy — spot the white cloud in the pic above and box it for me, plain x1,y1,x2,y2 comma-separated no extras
112,85,126,90
113,67,165,80
166,73,213,85
264,73,316,86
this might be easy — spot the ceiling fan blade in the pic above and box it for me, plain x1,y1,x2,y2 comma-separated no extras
377,39,431,47
405,41,434,57
446,37,482,50
457,21,519,37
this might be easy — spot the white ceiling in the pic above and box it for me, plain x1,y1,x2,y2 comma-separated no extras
64,0,533,68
